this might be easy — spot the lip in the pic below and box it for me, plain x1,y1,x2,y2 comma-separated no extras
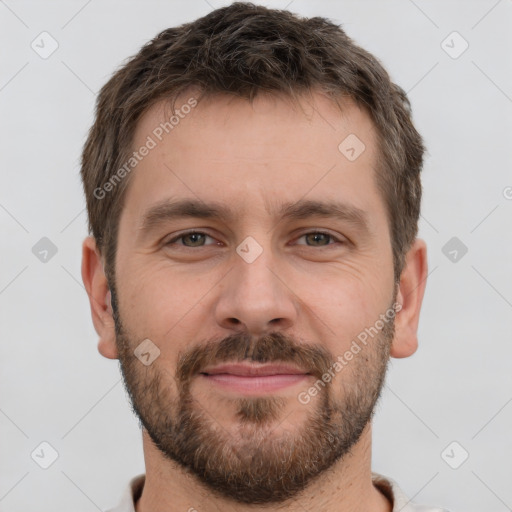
202,362,308,376
200,362,311,394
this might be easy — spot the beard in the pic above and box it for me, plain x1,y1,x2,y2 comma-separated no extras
112,286,394,505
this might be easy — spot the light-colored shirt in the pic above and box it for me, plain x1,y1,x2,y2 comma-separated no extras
105,473,449,511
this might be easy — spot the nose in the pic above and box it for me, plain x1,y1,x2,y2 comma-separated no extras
213,248,298,336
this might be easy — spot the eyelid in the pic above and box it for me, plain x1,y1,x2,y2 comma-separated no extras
164,230,219,246
292,230,346,246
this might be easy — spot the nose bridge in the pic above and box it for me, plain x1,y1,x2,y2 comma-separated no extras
236,245,278,298
214,239,297,333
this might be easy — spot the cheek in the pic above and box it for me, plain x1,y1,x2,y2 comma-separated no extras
294,263,391,352
116,260,221,349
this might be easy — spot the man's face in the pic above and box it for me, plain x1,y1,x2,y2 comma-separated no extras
112,91,397,504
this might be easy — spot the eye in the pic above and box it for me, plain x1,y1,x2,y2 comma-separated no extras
294,231,343,247
165,231,218,248
164,230,344,249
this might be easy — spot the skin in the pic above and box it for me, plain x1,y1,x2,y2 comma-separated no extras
82,89,428,512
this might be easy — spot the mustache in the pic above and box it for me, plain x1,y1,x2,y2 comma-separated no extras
175,331,334,384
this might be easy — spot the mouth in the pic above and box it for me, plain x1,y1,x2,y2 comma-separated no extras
199,362,311,394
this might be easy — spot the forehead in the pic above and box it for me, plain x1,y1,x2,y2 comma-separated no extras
123,90,384,223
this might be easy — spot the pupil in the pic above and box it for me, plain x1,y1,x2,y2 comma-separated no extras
186,233,203,246
308,233,329,246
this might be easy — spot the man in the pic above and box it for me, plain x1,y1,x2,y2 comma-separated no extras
81,3,446,511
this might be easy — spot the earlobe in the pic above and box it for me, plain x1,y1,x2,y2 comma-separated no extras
390,238,428,359
81,236,119,360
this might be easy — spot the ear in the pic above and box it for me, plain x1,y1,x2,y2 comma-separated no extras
390,238,428,359
81,236,118,359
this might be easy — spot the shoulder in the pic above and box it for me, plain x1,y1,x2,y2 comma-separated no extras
104,474,145,512
372,473,450,512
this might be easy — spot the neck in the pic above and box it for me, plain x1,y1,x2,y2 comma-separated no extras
135,424,392,512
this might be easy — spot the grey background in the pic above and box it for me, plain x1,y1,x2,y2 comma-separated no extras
1,0,511,511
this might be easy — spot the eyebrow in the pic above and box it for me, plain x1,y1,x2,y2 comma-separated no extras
139,198,371,235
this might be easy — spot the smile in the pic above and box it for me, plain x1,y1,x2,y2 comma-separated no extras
200,362,311,394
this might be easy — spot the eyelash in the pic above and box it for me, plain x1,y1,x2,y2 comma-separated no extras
164,230,345,248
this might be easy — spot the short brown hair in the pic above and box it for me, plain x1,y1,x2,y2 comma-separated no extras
81,2,424,283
